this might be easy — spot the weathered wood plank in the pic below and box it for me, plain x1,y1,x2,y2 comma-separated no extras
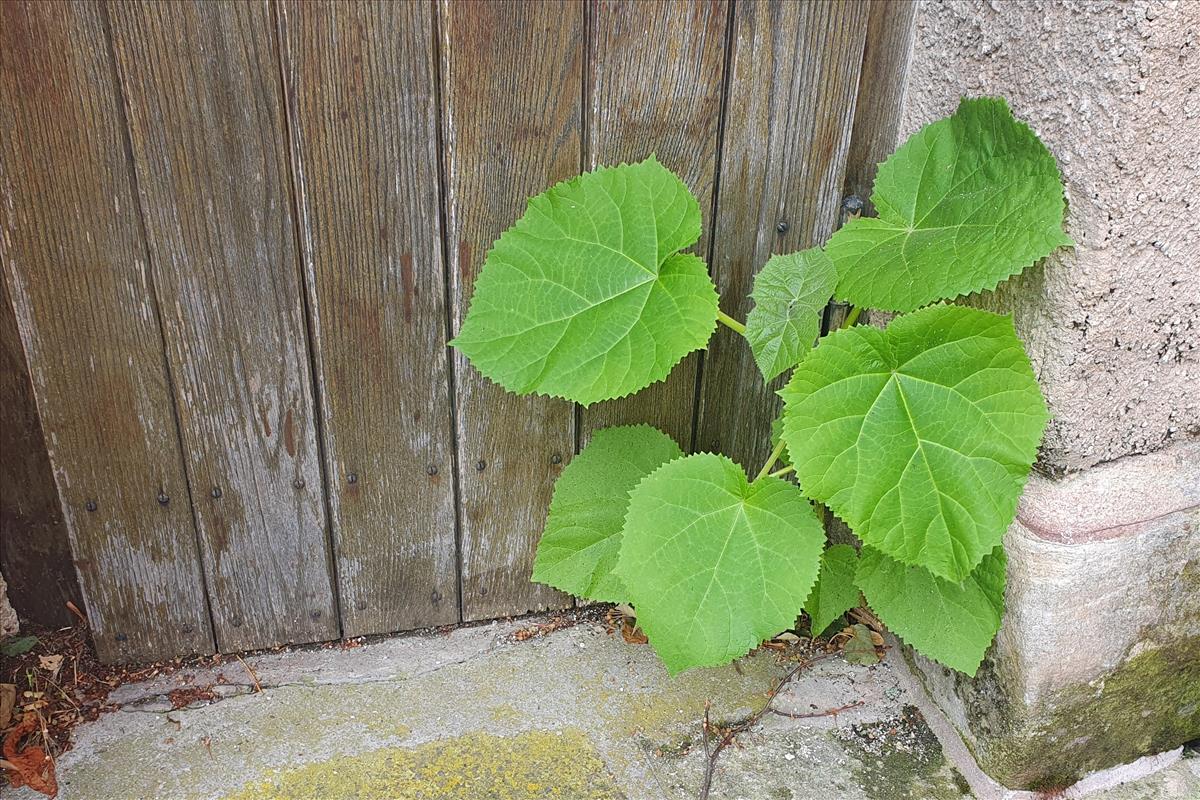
278,0,460,635
696,0,870,472
0,0,213,662
828,0,917,331
0,267,81,628
580,0,730,448
439,0,581,620
107,0,337,651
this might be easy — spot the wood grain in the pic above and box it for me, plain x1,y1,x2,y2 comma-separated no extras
0,267,81,628
0,0,213,662
107,0,338,651
580,0,730,449
696,0,870,472
828,0,917,331
439,0,581,620
278,1,460,636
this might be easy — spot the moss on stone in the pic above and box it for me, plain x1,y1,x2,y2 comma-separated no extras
224,729,625,800
977,639,1200,790
837,706,969,800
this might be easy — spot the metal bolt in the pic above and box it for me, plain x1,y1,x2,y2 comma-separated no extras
293,477,305,489
157,491,170,505
550,454,562,465
475,460,486,472
85,499,97,512
776,220,789,233
347,472,358,484
211,486,222,499
426,465,438,476
842,194,864,216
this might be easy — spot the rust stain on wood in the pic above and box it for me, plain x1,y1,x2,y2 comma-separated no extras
283,408,296,458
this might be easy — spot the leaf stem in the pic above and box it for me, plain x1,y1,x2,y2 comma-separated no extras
716,309,747,335
769,465,794,479
840,306,863,329
755,439,788,482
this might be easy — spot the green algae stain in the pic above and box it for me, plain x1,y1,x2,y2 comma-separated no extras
224,729,625,800
838,706,968,800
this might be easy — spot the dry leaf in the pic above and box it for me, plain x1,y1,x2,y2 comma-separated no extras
620,619,648,645
38,655,64,681
1,712,58,797
0,684,15,730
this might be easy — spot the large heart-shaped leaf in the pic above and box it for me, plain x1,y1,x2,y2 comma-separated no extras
856,545,1006,676
614,453,825,674
803,544,860,637
531,425,683,603
745,248,837,381
826,97,1072,312
780,304,1047,582
451,157,718,405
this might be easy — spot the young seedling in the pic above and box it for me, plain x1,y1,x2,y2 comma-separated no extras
452,97,1071,677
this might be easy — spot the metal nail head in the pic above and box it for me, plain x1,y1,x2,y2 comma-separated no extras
293,477,305,489
157,491,170,505
427,465,438,476
475,460,486,472
551,454,562,465
85,499,97,512
211,486,222,499
842,194,864,215
347,472,358,484
776,220,789,233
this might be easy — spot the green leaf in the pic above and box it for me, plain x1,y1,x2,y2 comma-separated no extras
843,623,882,666
827,97,1072,312
745,249,837,381
451,157,718,405
856,545,1006,676
0,635,38,657
780,304,1047,582
614,453,825,674
531,425,683,603
804,544,860,637
769,414,792,469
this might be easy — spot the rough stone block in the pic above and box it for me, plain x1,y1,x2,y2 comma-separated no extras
908,439,1200,790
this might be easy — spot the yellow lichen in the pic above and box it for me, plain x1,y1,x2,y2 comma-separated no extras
224,729,625,800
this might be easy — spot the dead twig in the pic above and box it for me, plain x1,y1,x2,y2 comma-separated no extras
234,655,262,693
697,652,840,800
768,700,864,720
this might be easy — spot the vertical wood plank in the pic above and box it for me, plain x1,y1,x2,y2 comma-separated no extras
828,0,917,331
580,0,730,448
278,0,460,635
696,0,869,472
107,0,338,651
0,0,213,662
440,0,582,620
0,270,81,628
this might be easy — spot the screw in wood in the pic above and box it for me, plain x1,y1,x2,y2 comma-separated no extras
426,465,438,476
309,610,322,620
347,472,358,484
776,220,789,233
85,499,97,512
475,460,486,472
157,491,170,505
551,454,562,464
211,486,222,499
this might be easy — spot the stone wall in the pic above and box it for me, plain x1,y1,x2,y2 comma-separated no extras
900,0,1199,474
897,1,1200,789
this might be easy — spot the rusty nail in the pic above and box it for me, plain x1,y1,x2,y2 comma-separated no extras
427,465,438,476
293,477,305,489
211,486,222,499
475,460,486,472
776,220,789,233
347,472,358,484
157,491,170,505
551,454,562,464
85,499,97,512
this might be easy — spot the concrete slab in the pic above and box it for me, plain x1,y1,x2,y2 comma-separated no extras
7,616,1198,800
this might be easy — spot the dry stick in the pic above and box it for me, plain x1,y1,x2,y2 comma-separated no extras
768,700,864,720
234,655,262,693
697,651,841,800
